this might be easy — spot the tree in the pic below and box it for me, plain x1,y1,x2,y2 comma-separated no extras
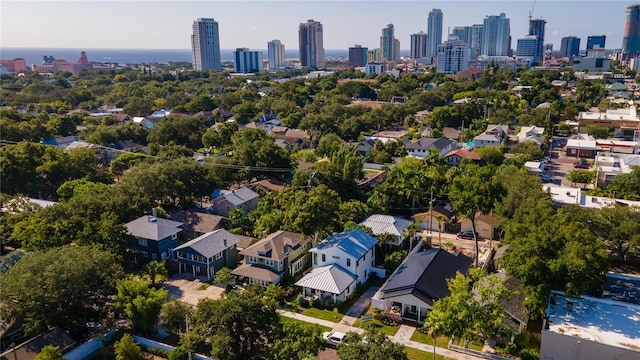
114,333,143,360
315,133,344,157
566,169,595,188
0,246,124,337
511,142,545,160
115,276,168,336
145,260,168,286
229,128,293,181
147,116,206,149
449,164,505,266
337,328,408,360
477,146,505,166
160,300,194,335
213,267,234,290
35,345,63,360
202,122,238,149
590,205,640,262
194,285,280,360
268,319,324,360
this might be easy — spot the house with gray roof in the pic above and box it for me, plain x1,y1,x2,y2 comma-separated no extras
360,214,412,246
172,229,239,281
125,213,183,264
232,230,311,286
372,245,472,324
473,124,507,149
403,137,455,157
295,229,384,303
209,187,260,217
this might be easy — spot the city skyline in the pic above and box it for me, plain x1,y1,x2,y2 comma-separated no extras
1,1,637,52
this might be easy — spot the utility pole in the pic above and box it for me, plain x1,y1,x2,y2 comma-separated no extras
185,314,192,360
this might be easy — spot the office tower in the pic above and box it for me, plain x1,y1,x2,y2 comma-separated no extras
528,19,546,63
451,27,472,46
234,48,264,73
516,35,538,62
380,24,395,61
481,13,511,56
560,36,580,58
298,19,325,69
267,40,285,69
623,4,640,57
587,35,606,49
367,49,381,63
394,38,401,61
410,31,428,58
427,9,444,57
470,24,483,58
349,45,368,67
191,18,221,71
436,37,470,74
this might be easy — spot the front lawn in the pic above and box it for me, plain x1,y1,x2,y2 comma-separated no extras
351,306,400,336
405,346,450,360
301,307,343,323
279,314,332,332
410,330,450,348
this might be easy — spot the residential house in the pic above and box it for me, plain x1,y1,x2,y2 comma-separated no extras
232,230,312,286
125,213,183,263
456,212,500,240
411,206,454,232
295,229,383,303
444,149,481,166
248,178,286,195
172,229,239,281
540,290,640,360
272,128,312,149
473,124,506,149
403,137,455,158
357,138,376,157
360,214,412,247
209,187,260,217
372,245,472,324
0,328,76,360
595,154,638,188
517,125,545,146
357,170,387,190
168,208,228,240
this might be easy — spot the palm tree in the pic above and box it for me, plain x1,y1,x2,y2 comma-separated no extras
145,260,167,286
434,214,447,247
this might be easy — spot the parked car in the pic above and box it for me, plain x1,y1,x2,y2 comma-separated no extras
574,162,590,169
456,231,477,240
322,332,347,347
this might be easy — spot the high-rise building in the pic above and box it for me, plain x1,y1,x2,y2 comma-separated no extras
348,45,368,67
481,13,511,57
470,24,484,58
560,36,580,58
451,26,472,46
367,49,381,63
528,19,546,63
427,9,444,57
394,38,401,61
410,32,428,59
516,35,538,63
436,37,471,74
267,40,285,70
298,19,325,69
380,24,395,61
623,4,640,58
234,48,264,73
587,35,606,49
191,18,221,71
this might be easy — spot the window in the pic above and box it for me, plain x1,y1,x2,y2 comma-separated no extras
172,233,177,240
313,253,318,266
321,254,326,262
138,238,148,247
161,252,169,260
356,260,359,267
152,253,157,260
347,258,351,267
142,251,149,258
363,253,366,261
215,251,223,260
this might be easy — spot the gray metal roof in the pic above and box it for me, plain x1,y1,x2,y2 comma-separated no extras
378,247,472,305
240,230,309,261
312,229,377,259
173,228,239,258
125,215,183,241
360,214,412,238
295,264,356,294
214,187,259,206
404,137,453,151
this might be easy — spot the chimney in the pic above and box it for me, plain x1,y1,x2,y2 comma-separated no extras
223,239,227,246
152,208,157,218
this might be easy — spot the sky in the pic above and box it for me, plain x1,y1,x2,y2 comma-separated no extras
0,0,637,50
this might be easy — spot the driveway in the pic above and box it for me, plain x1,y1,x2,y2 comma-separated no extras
344,286,380,318
162,274,225,305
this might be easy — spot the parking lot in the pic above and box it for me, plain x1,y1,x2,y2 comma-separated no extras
162,274,225,305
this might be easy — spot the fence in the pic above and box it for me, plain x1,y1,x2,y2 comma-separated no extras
448,339,514,360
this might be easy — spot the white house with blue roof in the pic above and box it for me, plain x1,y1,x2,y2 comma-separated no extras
295,229,383,303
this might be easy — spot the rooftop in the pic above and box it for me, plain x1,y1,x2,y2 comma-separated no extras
295,264,356,295
125,215,183,241
545,290,640,352
240,230,309,261
311,229,378,259
360,214,412,240
173,228,239,258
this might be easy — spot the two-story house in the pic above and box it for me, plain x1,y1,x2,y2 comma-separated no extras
171,228,239,281
473,124,507,149
232,230,311,286
295,229,382,303
125,213,183,264
517,125,545,146
360,214,412,247
403,137,455,158
209,187,259,218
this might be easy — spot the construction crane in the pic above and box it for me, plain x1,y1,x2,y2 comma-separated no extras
529,0,537,21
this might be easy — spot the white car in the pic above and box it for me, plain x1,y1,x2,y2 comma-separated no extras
322,331,347,347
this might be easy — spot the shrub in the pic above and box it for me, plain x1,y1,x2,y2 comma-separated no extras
504,342,518,355
295,293,306,307
168,346,188,360
519,348,540,360
311,297,323,309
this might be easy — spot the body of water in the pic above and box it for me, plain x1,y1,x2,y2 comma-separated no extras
0,48,349,67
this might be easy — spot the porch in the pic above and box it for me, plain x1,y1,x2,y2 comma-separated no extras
383,301,428,325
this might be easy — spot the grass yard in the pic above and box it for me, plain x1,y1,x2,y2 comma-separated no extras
405,346,450,360
301,307,344,323
279,314,332,332
410,330,450,348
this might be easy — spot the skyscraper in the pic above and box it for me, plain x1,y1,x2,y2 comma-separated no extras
481,13,511,57
451,27,472,46
516,35,538,62
436,37,471,74
528,19,546,63
560,37,580,58
380,24,395,61
410,32,427,59
234,48,263,73
587,35,606,49
267,40,285,70
623,4,640,58
349,45,368,67
394,38,401,61
427,9,444,57
191,18,221,71
298,19,325,69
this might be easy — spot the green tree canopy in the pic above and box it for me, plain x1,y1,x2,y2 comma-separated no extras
115,276,168,336
114,333,143,360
